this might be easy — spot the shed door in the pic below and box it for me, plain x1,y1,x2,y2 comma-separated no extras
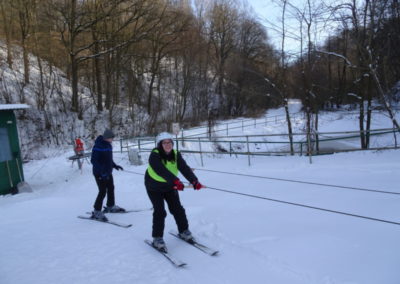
0,128,12,162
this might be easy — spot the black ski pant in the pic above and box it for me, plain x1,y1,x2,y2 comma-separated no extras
146,189,189,238
93,174,115,211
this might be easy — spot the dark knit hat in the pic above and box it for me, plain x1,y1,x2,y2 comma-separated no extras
103,129,115,139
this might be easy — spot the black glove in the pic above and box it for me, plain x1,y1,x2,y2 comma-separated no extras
114,165,123,171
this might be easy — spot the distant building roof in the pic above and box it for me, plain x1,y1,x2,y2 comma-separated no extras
0,104,30,110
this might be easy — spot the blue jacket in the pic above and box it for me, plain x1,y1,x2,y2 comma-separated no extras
91,135,116,177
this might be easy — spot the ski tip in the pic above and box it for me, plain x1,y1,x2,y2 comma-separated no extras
177,263,187,268
78,215,132,228
77,215,90,219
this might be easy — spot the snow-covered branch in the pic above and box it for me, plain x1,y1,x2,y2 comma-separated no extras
315,50,353,67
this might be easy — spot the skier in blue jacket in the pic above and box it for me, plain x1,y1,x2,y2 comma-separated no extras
90,129,125,221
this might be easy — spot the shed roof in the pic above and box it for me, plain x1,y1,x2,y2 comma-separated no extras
0,104,30,110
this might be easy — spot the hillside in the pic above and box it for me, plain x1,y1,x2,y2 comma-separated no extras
0,42,138,159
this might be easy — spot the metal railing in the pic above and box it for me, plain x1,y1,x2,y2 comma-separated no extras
178,111,303,138
120,127,399,166
119,112,304,152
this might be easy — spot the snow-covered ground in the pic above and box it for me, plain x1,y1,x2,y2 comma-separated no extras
1,105,400,284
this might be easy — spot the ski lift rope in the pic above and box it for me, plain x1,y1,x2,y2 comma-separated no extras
30,148,66,179
194,168,400,196
122,169,400,226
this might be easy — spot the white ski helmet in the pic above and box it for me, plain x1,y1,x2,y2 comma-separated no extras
156,132,174,145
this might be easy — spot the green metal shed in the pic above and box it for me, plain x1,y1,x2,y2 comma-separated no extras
0,104,29,195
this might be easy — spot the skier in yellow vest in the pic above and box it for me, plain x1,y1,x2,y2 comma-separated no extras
145,132,204,251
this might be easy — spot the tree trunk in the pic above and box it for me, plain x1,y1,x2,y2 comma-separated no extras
369,66,400,132
147,53,162,115
114,50,121,106
69,0,79,113
284,103,294,155
36,55,46,110
21,37,30,86
104,53,112,110
359,80,366,149
70,56,79,112
1,2,13,68
94,44,103,112
147,72,156,114
365,76,372,147
315,111,319,153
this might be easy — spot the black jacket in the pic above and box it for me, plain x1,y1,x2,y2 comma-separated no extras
145,148,197,192
91,135,117,177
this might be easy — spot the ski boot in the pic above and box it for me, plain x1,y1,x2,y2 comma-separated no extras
178,229,194,242
152,237,167,253
91,210,108,222
103,205,126,213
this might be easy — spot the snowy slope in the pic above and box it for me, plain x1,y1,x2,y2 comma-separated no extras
1,106,400,284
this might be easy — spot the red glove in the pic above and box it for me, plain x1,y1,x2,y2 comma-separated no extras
192,180,204,190
173,179,184,191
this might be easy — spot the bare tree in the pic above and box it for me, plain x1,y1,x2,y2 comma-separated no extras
332,0,400,145
288,0,329,158
171,22,198,123
13,0,36,88
0,0,14,68
48,0,151,115
191,0,215,124
279,0,295,154
207,0,238,116
144,1,191,132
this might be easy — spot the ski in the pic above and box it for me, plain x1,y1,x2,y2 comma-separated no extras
85,208,152,215
169,231,219,256
144,240,187,268
77,215,132,228
120,208,153,213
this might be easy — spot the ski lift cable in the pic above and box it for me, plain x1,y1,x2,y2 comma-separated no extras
206,186,400,226
122,170,400,226
194,168,400,196
30,148,66,179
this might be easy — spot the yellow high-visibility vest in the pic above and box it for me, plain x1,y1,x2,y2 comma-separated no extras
147,149,178,182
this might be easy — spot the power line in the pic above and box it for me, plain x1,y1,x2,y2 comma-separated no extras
124,170,144,176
